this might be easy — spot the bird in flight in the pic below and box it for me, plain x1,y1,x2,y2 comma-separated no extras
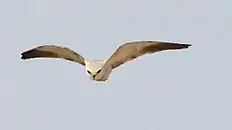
21,41,191,81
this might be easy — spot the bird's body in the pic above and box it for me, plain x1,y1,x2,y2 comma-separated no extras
21,41,192,81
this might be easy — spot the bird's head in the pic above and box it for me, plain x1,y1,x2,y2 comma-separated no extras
84,60,106,80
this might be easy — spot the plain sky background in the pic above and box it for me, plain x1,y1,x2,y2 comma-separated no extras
0,0,231,130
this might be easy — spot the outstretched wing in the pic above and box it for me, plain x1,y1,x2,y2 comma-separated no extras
105,41,191,69
21,45,86,66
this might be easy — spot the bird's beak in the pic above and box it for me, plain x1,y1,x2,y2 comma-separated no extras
91,73,97,79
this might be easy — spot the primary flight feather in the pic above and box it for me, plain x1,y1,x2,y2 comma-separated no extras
21,41,191,81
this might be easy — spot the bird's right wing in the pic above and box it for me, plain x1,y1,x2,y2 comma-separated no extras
105,41,191,69
21,45,86,66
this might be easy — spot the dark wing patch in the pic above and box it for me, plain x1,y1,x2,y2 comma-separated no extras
142,42,191,54
105,41,191,69
21,49,59,59
21,45,86,66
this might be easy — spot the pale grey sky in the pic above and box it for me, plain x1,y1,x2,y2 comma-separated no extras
0,0,231,130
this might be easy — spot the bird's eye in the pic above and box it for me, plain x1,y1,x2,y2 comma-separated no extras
96,69,102,73
87,70,91,74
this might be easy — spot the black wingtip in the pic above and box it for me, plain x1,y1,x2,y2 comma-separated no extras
21,52,26,60
20,49,58,60
21,55,25,59
180,43,192,49
185,44,192,48
21,52,27,59
21,54,28,60
20,49,37,60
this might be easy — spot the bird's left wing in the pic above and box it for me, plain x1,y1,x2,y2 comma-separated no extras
104,41,191,69
21,45,86,66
